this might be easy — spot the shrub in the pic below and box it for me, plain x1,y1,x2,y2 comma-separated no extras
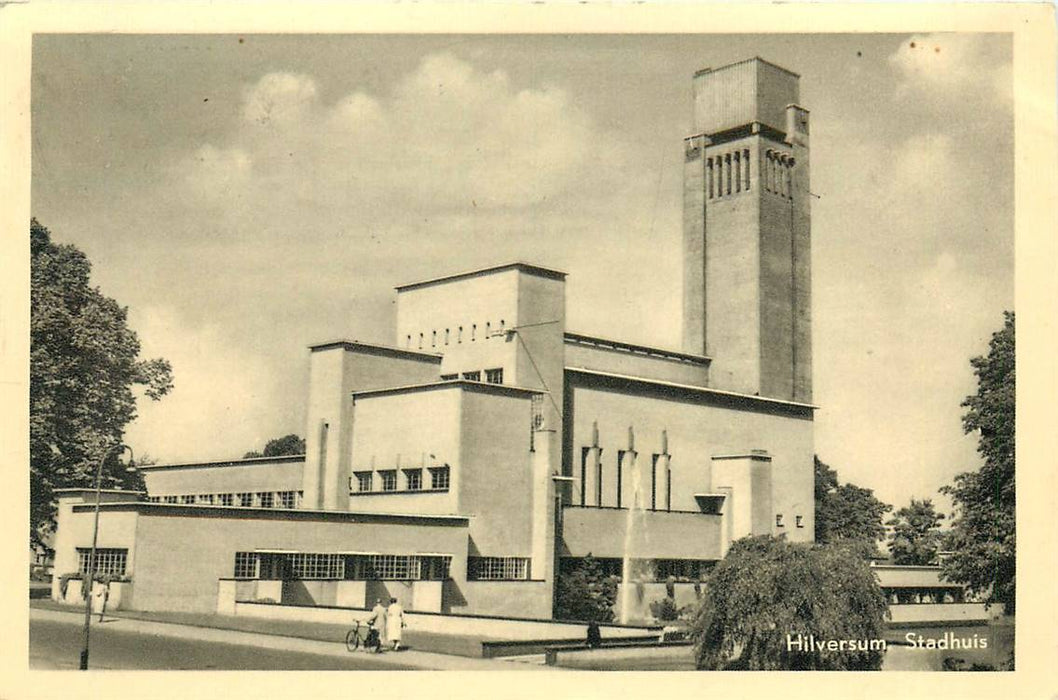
554,555,617,623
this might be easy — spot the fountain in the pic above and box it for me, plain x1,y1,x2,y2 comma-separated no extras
619,426,650,624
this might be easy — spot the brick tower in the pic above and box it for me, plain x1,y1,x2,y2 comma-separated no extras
682,58,812,403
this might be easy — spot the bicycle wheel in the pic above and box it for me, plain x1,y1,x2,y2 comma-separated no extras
345,628,360,652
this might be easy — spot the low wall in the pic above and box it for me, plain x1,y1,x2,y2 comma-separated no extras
888,603,999,626
450,580,552,619
231,600,658,642
547,642,694,669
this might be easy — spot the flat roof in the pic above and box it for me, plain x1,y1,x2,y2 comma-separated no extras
72,501,470,527
564,332,712,365
395,261,567,292
694,56,800,79
353,379,544,400
566,367,818,411
307,339,443,362
136,454,305,471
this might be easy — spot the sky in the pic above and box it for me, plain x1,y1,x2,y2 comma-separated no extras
30,33,1013,513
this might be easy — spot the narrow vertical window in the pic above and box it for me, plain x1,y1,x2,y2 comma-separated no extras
458,326,463,343
666,462,672,511
418,333,423,349
580,447,590,507
743,149,751,190
651,454,658,510
431,330,436,347
725,153,732,195
596,451,603,507
406,334,411,348
707,157,714,199
471,324,476,341
734,151,741,193
444,328,449,345
486,322,491,338
616,451,624,508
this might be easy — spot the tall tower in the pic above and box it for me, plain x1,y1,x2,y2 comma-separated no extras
682,58,812,403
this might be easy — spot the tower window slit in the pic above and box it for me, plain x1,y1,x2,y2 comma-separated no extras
734,152,741,193
725,153,732,195
706,158,713,199
743,149,751,190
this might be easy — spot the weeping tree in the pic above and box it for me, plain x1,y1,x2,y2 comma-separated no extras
692,536,889,670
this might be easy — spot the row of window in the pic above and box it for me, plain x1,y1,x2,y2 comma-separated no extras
775,513,805,529
77,548,129,577
407,319,507,350
467,556,530,581
579,448,673,511
351,466,450,494
706,148,752,198
559,557,715,583
439,368,503,384
763,149,795,198
881,588,968,605
147,491,304,509
233,552,452,581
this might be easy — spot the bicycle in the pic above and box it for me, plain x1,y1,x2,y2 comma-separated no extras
345,620,382,653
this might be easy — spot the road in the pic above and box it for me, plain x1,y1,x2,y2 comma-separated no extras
30,613,416,670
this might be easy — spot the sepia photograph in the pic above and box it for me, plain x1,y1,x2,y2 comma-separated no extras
3,6,1053,693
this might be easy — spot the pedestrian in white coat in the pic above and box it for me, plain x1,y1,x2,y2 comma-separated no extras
386,597,405,650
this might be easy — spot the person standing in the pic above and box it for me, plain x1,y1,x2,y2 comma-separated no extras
367,598,387,652
386,597,406,651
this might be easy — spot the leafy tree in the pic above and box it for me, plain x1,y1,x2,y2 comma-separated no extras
692,536,889,670
554,554,618,622
243,434,306,459
886,498,944,565
30,219,173,547
814,457,892,556
941,311,1015,614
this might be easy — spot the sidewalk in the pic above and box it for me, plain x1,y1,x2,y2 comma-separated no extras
30,602,550,671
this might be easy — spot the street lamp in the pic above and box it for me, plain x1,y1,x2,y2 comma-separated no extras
79,443,133,671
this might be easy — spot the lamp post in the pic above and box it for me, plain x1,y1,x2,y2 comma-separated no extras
79,443,133,671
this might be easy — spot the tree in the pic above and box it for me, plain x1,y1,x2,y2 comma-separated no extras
691,536,889,670
30,219,173,547
554,554,618,622
886,498,944,565
941,311,1015,614
243,434,306,459
814,456,892,556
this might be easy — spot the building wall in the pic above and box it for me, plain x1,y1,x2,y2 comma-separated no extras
560,506,724,560
458,389,537,558
564,338,710,387
142,458,303,498
302,343,441,510
127,509,468,613
395,268,522,377
565,375,814,544
348,386,462,515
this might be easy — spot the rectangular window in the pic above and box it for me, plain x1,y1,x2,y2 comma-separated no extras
234,552,259,579
796,515,804,528
198,494,214,505
462,370,481,381
290,553,344,580
420,555,452,580
467,556,529,581
367,554,421,580
218,493,234,507
580,447,590,506
651,454,659,511
484,368,503,384
380,470,397,492
354,471,373,492
404,469,422,491
258,492,274,508
237,492,253,507
776,514,784,527
296,491,304,508
429,466,450,490
616,451,625,508
147,496,160,503
440,373,458,381
277,491,296,509
180,495,196,504
77,548,128,577
164,495,178,504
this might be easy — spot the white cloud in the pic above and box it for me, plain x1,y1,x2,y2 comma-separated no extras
124,306,287,464
242,72,319,127
888,33,1011,102
182,144,252,201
